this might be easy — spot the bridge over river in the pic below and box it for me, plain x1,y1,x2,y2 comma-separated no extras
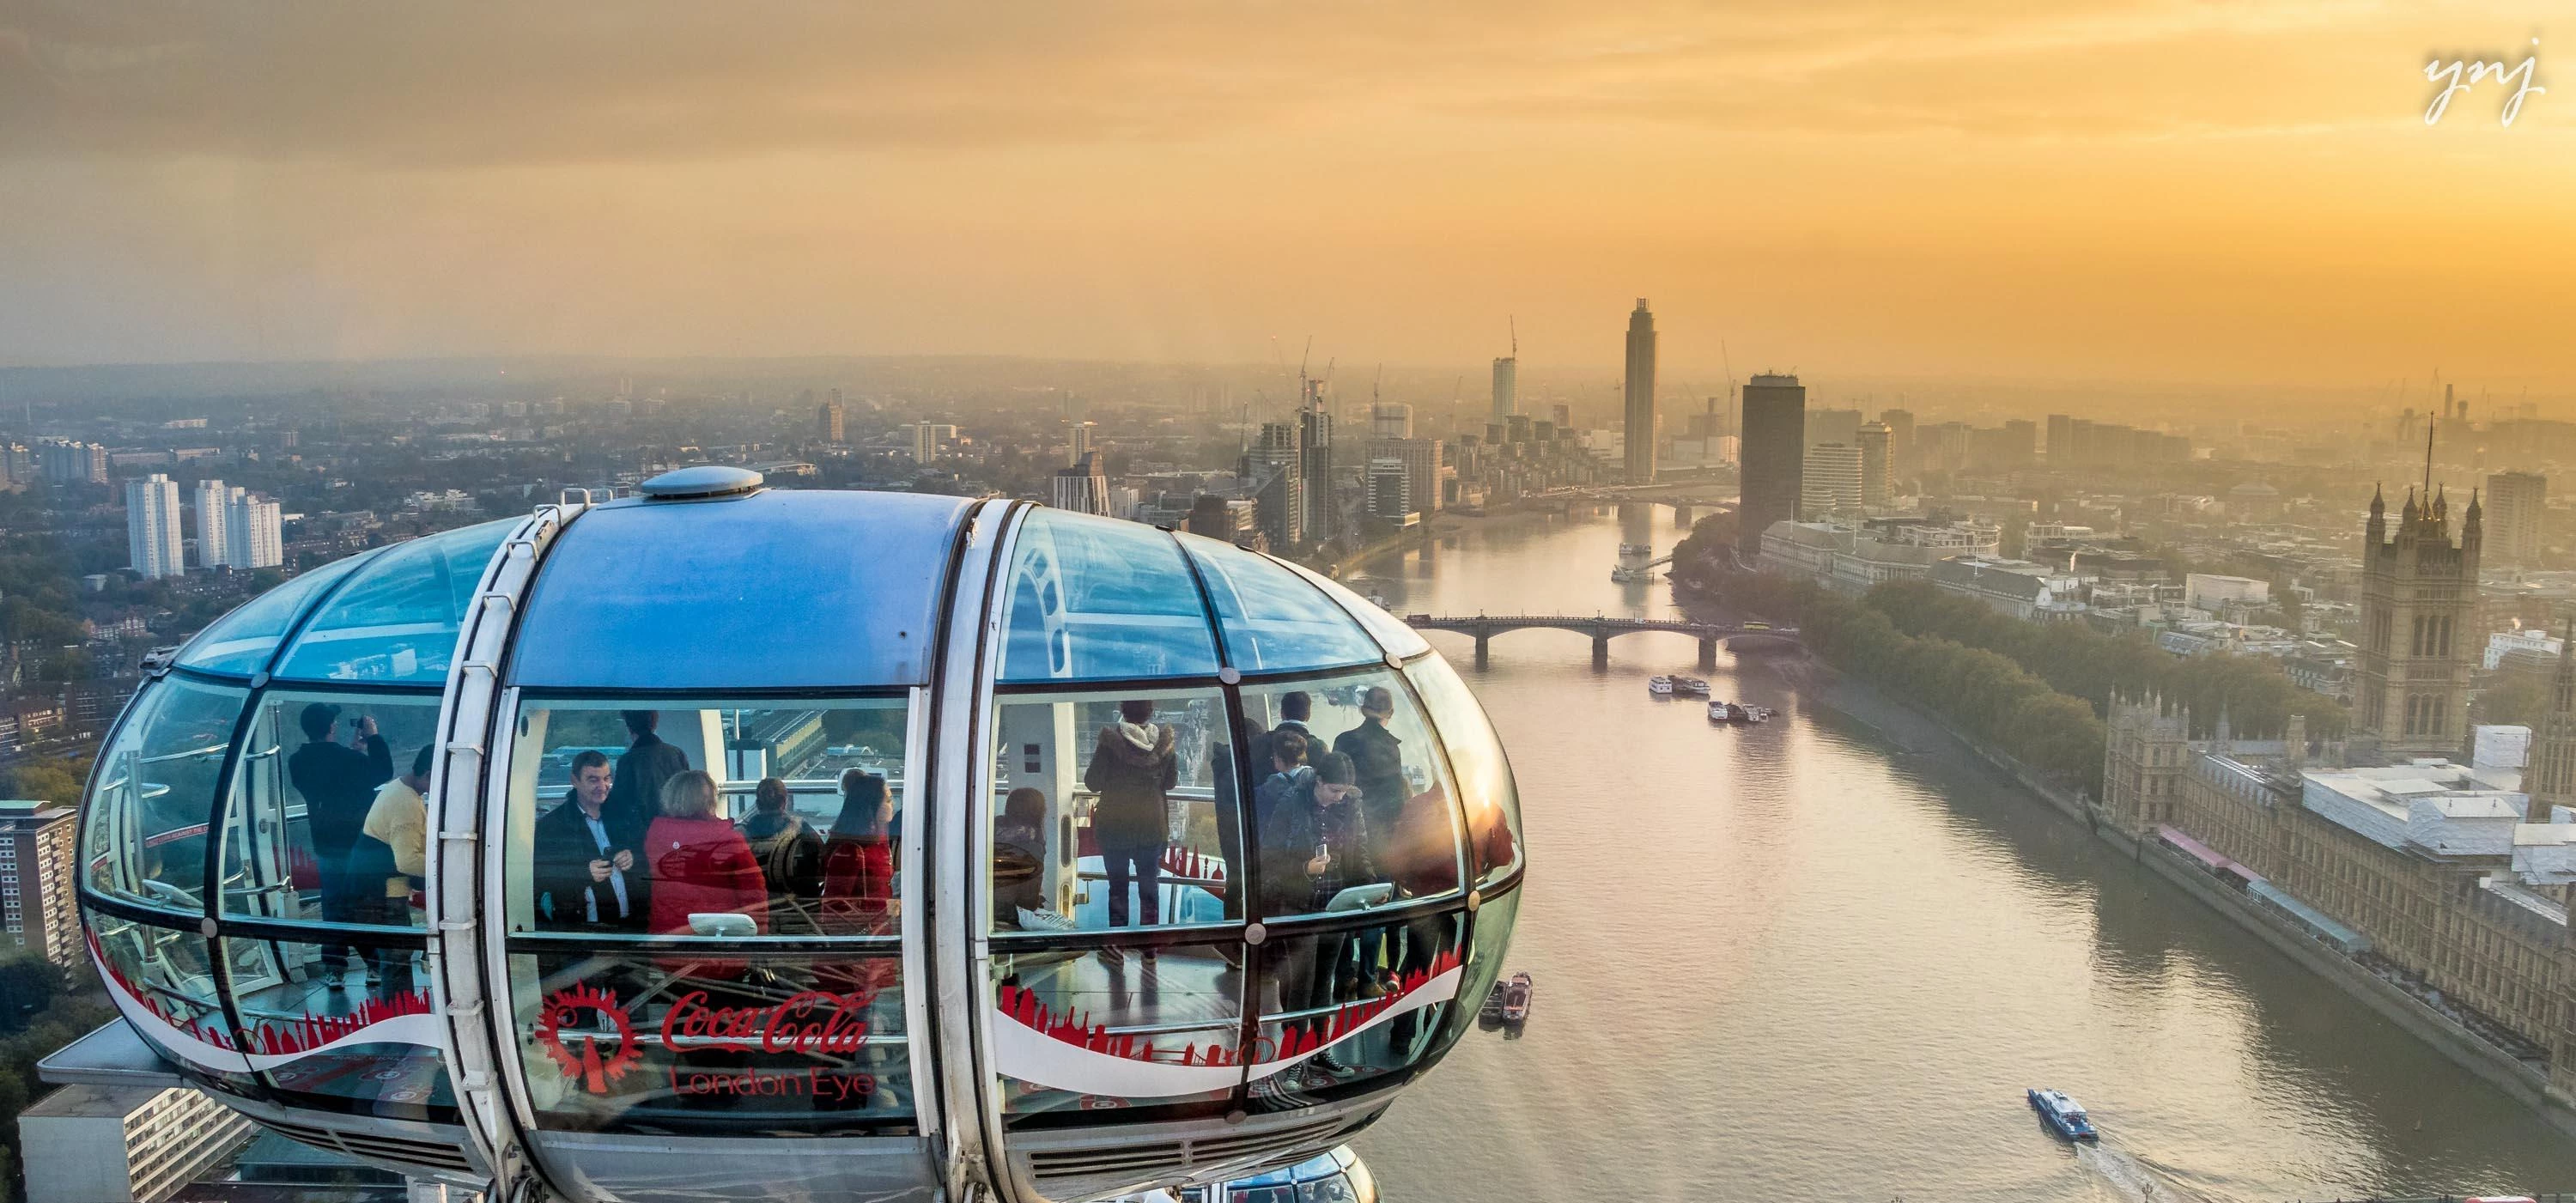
1401,613,1802,667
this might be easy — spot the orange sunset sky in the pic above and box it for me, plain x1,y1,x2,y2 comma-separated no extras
0,2,2569,394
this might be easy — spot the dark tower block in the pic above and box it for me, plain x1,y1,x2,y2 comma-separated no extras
2354,483,2482,763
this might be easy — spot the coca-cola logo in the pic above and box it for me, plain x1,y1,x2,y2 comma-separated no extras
535,984,641,1095
659,988,878,1054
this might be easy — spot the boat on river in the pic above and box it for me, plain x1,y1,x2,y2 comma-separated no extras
2027,1088,2099,1141
1675,676,1710,696
1648,675,1675,696
1500,972,1533,1025
1619,542,1651,556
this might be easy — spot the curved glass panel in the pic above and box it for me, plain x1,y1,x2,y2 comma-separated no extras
1177,534,1383,673
510,491,971,690
273,520,512,684
1237,671,1461,922
85,907,258,1087
219,933,450,1121
1402,654,1524,885
83,677,246,912
1274,558,1431,659
171,553,374,677
987,685,1237,933
1244,912,1464,1114
220,688,442,933
999,510,1219,684
500,698,910,939
993,942,1242,1127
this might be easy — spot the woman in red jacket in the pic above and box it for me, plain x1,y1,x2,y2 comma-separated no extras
819,769,896,937
646,771,769,978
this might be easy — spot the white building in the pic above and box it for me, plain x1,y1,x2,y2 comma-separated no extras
1801,443,1862,518
191,479,231,568
1759,518,2005,594
1050,453,1109,515
125,473,185,580
226,491,284,569
913,422,957,464
2184,573,2270,615
16,1085,256,1203
1366,456,1413,522
1929,555,2088,622
2485,626,2563,671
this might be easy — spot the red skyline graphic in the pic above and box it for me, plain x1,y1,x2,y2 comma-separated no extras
995,945,1460,1067
92,929,433,1058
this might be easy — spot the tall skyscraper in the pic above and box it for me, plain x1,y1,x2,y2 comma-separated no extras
1299,378,1338,542
1050,452,1110,515
2486,471,2547,567
911,422,955,465
1856,422,1893,510
125,473,183,580
1245,421,1304,549
1364,437,1444,517
39,439,106,484
1065,421,1096,467
1622,300,1657,483
1878,408,1915,480
2354,482,2481,761
817,399,846,443
191,478,231,568
227,492,283,569
1371,403,1414,440
1551,403,1573,430
1801,444,1862,518
1366,457,1412,521
1491,355,1517,420
1737,374,1807,555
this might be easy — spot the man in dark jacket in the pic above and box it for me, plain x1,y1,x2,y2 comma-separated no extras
285,702,392,989
607,710,690,825
532,750,648,933
1081,699,1178,929
1333,688,1411,868
1243,691,1314,789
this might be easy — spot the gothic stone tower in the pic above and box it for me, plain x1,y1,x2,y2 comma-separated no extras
2355,483,2482,763
2528,618,2576,822
2104,692,2192,834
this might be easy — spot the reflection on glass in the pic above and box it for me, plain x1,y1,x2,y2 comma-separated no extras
172,552,371,676
508,949,914,1134
1245,914,1462,1114
222,691,441,937
273,519,512,684
1238,674,1461,922
988,688,1236,933
84,908,258,1087
503,700,909,939
991,943,1241,1126
1442,888,1520,1048
1402,655,1524,884
999,510,1219,684
1178,533,1387,673
218,934,448,1120
84,678,246,911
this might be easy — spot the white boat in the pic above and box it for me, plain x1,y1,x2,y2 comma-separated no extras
1618,542,1651,556
1648,675,1676,696
1707,701,1736,722
1675,677,1710,696
1611,565,1656,583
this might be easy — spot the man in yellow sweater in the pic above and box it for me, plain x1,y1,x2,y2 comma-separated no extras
362,745,435,903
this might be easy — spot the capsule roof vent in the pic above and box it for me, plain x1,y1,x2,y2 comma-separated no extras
637,465,765,501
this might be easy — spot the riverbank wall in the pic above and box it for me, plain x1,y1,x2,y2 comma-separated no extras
1788,656,2576,1139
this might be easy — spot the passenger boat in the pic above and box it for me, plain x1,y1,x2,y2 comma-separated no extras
1481,979,1507,1022
1741,705,1773,723
1500,972,1533,1024
1611,565,1655,583
1707,701,1739,722
1619,542,1651,556
1675,677,1710,697
1648,675,1676,696
2026,1089,2099,1141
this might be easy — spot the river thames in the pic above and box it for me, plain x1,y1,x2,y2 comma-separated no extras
1351,504,2576,1202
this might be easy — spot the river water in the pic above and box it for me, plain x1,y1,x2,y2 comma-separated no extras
1348,503,2576,1203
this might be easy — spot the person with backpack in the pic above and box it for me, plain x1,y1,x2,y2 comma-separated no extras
741,776,825,935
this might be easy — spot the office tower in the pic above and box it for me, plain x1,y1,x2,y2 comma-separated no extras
2046,414,2075,462
1623,299,1657,483
1299,379,1337,541
817,399,846,443
1066,421,1095,467
1552,403,1573,430
1857,422,1893,509
2354,483,2481,762
1878,408,1915,479
191,479,231,568
226,492,283,569
126,473,184,580
1372,403,1414,440
912,422,955,465
0,799,78,967
0,441,30,489
1491,355,1518,420
1367,457,1412,520
1050,452,1110,516
1805,408,1863,450
2486,471,2546,566
1738,374,1807,555
1801,443,1863,517
1245,421,1304,548
1505,414,1531,444
1365,437,1444,516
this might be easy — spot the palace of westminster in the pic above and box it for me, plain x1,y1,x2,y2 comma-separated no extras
2104,479,2576,1109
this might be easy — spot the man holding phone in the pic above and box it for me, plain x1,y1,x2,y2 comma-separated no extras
532,750,648,932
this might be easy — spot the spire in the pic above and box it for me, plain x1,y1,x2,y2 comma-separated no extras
2424,415,2437,500
2369,483,2385,515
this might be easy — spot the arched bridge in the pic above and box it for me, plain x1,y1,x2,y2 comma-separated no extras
1403,613,1802,668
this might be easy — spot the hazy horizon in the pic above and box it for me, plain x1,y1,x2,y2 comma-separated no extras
4,3,2573,396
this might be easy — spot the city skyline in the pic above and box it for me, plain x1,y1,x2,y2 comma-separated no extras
1,4,2573,390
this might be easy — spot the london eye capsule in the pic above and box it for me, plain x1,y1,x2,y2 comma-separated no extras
74,470,1525,1203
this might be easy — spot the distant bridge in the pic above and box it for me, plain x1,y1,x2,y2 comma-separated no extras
1403,613,1802,668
